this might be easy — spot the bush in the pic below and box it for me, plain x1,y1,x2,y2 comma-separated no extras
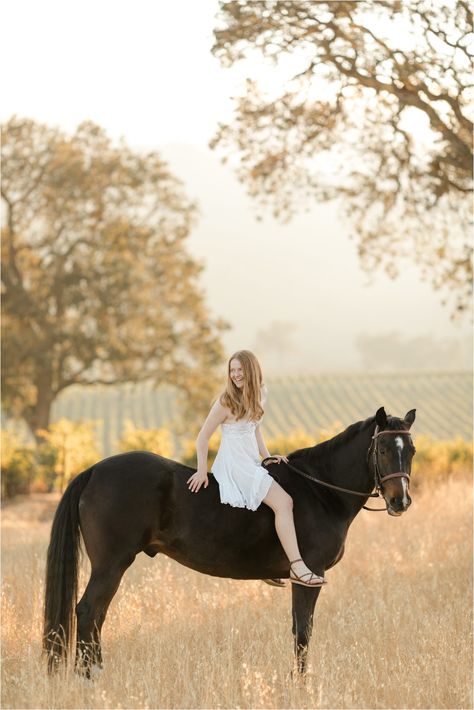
411,435,473,488
266,423,344,457
1,430,36,498
180,430,222,468
36,419,102,492
33,441,59,493
117,421,175,458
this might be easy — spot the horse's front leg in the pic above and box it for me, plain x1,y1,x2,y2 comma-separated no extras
291,584,322,675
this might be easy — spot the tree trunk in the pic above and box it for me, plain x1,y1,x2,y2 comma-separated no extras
24,373,55,444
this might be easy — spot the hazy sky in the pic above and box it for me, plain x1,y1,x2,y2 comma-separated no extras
3,0,471,371
3,0,237,147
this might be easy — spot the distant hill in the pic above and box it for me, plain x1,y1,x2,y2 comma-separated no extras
45,371,472,456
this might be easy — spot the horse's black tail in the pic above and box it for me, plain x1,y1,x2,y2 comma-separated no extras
43,466,94,672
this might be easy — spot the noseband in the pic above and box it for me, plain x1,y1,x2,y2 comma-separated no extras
368,425,413,493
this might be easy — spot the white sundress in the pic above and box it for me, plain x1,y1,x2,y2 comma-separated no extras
211,417,274,511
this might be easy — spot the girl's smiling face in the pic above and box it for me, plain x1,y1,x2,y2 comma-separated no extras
230,358,244,388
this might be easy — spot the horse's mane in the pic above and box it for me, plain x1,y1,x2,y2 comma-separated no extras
288,415,376,471
288,413,408,473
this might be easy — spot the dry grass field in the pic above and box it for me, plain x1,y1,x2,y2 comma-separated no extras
1,479,472,709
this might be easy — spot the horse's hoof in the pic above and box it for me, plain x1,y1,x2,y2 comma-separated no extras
90,664,103,678
290,667,308,684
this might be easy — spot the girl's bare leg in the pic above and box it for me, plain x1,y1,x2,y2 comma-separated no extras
262,480,324,584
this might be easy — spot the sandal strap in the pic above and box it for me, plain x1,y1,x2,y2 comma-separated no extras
289,559,325,584
305,572,323,583
290,568,325,583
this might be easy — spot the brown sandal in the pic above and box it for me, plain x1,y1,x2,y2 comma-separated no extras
289,559,327,587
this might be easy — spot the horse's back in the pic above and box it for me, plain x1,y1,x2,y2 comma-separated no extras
77,449,284,577
85,450,195,496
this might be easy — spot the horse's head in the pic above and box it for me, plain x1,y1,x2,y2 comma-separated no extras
370,407,416,516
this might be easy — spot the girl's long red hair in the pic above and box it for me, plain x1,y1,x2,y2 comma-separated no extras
219,350,265,421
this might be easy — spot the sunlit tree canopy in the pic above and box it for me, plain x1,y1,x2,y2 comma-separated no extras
2,117,226,438
212,0,473,314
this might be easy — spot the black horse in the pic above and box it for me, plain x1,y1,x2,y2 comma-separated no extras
43,406,416,676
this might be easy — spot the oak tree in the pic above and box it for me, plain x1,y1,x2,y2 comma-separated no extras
212,0,473,313
2,117,226,440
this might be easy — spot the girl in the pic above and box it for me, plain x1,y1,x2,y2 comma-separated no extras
186,350,326,588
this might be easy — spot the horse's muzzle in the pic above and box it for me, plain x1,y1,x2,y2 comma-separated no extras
387,494,412,516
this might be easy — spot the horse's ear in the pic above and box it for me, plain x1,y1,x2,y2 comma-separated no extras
375,407,387,429
404,409,416,427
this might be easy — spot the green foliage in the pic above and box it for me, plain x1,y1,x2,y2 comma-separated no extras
266,423,344,456
2,417,471,498
35,442,58,493
181,430,222,469
36,418,101,492
212,0,473,313
411,435,473,488
1,429,36,498
117,421,174,457
1,117,227,438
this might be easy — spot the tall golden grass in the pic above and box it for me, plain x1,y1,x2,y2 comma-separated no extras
1,478,472,709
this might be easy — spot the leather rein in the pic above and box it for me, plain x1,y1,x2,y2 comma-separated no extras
262,426,413,513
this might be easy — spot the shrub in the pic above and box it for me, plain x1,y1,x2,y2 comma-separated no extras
411,435,473,488
1,429,36,498
266,423,343,456
36,419,102,492
117,421,174,458
180,430,222,468
33,441,59,493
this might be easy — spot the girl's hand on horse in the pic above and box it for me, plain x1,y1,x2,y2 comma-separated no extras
270,454,289,464
187,470,209,493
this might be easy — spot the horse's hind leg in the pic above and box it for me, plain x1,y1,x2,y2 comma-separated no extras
75,557,134,677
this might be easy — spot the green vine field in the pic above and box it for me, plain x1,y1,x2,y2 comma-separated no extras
46,371,472,456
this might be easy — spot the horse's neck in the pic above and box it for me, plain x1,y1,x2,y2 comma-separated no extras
313,423,375,517
340,425,375,509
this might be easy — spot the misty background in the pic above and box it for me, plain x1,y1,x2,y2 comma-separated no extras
2,0,471,379
160,143,472,373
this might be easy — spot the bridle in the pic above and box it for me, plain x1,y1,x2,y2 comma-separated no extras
368,425,414,491
262,424,414,512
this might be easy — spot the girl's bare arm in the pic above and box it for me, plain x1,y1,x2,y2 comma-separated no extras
255,423,271,459
255,424,288,463
187,399,227,492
